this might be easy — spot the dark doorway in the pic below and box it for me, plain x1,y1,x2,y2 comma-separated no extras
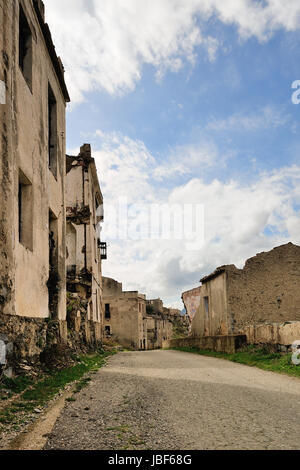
47,210,59,318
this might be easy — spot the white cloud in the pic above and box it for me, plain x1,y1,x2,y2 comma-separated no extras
153,140,220,181
206,106,290,132
94,130,156,203
92,130,300,308
44,0,300,104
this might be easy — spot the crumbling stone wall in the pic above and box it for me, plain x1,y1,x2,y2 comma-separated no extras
0,303,103,376
66,293,102,350
0,312,69,374
65,145,104,337
227,243,300,333
245,321,300,351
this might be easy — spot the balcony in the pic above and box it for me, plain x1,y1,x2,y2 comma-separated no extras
98,241,107,260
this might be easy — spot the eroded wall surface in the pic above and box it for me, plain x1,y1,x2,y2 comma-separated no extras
0,1,68,322
227,243,300,332
0,1,72,371
182,287,201,322
66,145,104,342
191,272,228,337
103,278,179,350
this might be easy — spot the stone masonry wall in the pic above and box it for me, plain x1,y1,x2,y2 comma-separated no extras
227,243,300,333
0,308,102,376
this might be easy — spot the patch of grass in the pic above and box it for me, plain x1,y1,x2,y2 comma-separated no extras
0,350,116,432
74,377,92,394
106,425,129,433
128,436,146,446
171,346,300,378
21,352,113,404
0,375,34,395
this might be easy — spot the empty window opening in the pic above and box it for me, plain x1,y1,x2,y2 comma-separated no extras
89,301,93,321
94,237,98,263
105,303,111,319
48,210,59,318
66,222,76,277
19,4,32,89
48,84,57,178
18,170,33,251
204,297,209,315
105,325,111,336
96,292,99,321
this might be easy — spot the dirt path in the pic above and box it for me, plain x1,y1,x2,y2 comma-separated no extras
44,350,300,450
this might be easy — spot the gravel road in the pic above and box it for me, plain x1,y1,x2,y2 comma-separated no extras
44,350,300,450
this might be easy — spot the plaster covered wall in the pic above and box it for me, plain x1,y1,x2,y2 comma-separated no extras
191,272,228,337
103,278,176,350
182,287,201,322
0,0,68,321
103,279,145,350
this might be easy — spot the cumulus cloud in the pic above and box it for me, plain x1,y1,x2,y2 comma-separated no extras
44,0,300,103
92,130,300,308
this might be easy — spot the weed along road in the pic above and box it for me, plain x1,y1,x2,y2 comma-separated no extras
44,350,300,450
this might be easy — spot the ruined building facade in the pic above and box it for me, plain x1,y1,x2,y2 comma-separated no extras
0,1,187,371
186,243,300,348
102,278,182,350
0,0,70,366
103,277,147,350
65,144,106,345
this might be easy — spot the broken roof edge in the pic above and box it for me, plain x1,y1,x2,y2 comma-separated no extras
199,242,300,284
200,264,239,284
181,286,202,298
66,144,103,205
32,0,70,103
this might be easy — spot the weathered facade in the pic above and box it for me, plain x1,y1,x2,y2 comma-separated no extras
0,0,70,369
182,287,201,322
66,144,105,345
189,243,300,348
103,277,147,350
103,278,180,350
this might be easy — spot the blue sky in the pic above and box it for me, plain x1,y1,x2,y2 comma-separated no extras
45,0,300,308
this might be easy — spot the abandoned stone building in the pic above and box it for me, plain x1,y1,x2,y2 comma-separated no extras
146,298,164,314
185,243,300,348
0,0,71,368
103,277,147,350
103,278,178,350
65,144,106,345
146,298,182,319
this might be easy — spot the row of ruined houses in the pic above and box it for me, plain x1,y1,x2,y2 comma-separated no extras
102,279,189,351
181,242,300,352
0,1,188,375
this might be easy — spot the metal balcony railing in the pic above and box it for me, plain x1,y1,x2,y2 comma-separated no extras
98,241,107,260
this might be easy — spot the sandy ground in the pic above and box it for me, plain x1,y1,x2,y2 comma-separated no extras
44,350,300,450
